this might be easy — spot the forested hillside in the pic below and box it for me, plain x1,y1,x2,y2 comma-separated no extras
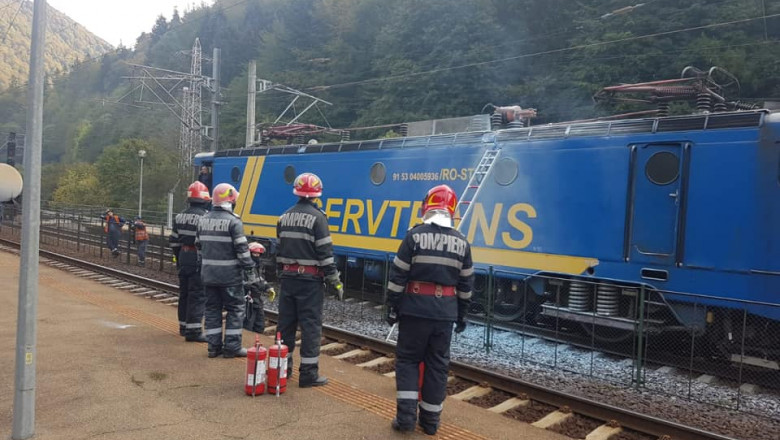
1,0,778,210
0,0,113,90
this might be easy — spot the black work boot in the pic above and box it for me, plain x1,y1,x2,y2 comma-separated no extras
207,345,222,358
299,376,328,388
185,333,206,343
418,407,440,436
179,325,186,336
393,400,417,433
223,348,248,358
208,348,222,358
391,418,415,433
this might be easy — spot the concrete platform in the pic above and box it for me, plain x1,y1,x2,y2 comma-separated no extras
0,251,566,440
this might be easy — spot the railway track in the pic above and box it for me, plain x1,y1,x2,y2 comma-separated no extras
0,238,739,440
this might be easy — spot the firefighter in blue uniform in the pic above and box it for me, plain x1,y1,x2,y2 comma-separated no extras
169,181,210,341
386,184,474,435
197,182,256,358
276,172,343,387
243,242,277,333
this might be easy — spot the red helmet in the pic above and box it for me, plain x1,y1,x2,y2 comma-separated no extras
248,242,265,256
187,181,211,203
212,183,239,205
422,184,457,217
293,172,323,198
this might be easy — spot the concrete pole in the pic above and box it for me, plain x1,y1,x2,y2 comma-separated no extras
13,1,46,438
210,48,221,152
138,155,144,218
245,61,256,148
167,191,174,229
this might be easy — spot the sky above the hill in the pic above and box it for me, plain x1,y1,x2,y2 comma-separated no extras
46,0,215,47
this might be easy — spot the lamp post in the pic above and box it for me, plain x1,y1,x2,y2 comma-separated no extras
138,149,146,218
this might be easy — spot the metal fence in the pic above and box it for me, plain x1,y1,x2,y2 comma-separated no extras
309,247,780,422
2,203,778,421
0,202,177,274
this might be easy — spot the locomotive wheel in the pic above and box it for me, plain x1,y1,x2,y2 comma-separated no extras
492,280,538,322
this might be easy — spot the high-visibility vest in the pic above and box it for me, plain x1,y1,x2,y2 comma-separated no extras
135,222,149,241
104,215,121,233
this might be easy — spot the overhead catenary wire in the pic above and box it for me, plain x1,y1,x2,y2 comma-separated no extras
1,0,25,43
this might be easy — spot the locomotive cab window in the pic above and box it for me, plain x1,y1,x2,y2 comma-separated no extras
645,151,679,185
284,165,296,184
230,166,241,183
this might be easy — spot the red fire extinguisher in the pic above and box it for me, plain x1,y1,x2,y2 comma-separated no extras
245,335,267,396
267,332,288,395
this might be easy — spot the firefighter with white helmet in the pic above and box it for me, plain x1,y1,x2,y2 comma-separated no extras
243,242,277,333
197,182,256,358
386,184,474,435
276,172,343,387
169,181,210,341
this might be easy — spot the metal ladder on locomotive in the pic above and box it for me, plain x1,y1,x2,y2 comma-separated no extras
455,146,502,232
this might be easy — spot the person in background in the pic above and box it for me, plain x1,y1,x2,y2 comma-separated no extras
198,165,213,192
102,209,125,257
131,216,149,266
242,242,277,334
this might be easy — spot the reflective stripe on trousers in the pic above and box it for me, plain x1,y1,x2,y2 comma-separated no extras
395,316,452,425
204,285,245,352
277,277,324,382
178,265,205,336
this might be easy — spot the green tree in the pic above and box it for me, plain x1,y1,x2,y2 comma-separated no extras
94,138,180,212
51,163,109,206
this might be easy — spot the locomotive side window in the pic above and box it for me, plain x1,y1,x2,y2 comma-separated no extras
493,157,519,186
230,166,241,183
284,165,296,184
370,162,386,185
645,151,679,185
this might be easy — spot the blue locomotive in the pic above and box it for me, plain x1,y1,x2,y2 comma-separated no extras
196,87,780,366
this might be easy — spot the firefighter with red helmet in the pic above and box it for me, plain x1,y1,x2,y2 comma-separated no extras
385,184,474,435
276,172,343,387
242,242,276,333
197,182,256,358
169,181,210,341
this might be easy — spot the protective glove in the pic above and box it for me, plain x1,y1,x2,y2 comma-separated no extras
266,287,277,302
385,306,398,326
243,268,259,287
172,255,179,268
454,318,467,334
325,272,344,301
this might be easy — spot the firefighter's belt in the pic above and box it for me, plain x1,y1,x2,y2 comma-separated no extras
282,264,324,277
406,281,455,298
181,245,198,252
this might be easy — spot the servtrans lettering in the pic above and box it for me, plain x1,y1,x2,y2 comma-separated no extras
323,198,536,249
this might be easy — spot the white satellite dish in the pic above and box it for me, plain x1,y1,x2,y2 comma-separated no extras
0,163,23,202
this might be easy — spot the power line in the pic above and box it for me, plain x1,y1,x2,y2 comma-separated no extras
1,0,24,43
309,12,780,92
